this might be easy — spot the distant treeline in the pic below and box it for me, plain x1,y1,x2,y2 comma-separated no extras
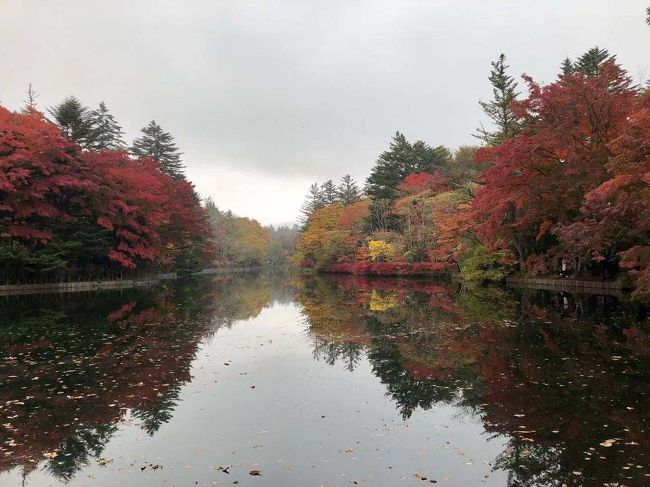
294,46,650,300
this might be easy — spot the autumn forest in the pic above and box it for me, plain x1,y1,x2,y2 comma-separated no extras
1,46,649,300
1,4,649,487
295,47,650,300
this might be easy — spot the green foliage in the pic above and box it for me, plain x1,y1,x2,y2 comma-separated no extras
299,183,326,227
446,145,481,187
560,47,614,79
459,243,516,283
320,179,338,205
574,47,613,77
299,176,363,227
475,54,520,146
560,57,575,76
364,198,401,233
268,225,299,265
337,174,361,204
365,132,450,200
48,96,94,148
131,120,186,180
86,102,126,151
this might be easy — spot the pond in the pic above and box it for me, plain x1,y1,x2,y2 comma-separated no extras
0,272,648,486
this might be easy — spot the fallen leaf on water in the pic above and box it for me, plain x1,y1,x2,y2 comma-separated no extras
97,457,112,467
600,439,616,447
249,469,262,476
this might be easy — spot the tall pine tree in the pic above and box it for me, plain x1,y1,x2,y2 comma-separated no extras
560,57,576,76
337,174,361,205
131,121,186,180
475,53,520,147
559,48,628,90
365,132,449,200
320,180,338,205
574,47,613,77
299,183,325,227
48,96,94,149
87,102,126,151
561,47,614,79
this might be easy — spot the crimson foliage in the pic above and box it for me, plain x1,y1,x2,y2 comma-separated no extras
0,106,210,278
472,62,648,291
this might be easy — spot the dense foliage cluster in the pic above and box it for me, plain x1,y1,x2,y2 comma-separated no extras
294,49,650,299
0,104,210,279
1,91,299,279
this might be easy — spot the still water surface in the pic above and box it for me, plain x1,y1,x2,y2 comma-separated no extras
0,273,648,486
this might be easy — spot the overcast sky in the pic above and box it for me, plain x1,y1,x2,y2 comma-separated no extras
1,1,648,225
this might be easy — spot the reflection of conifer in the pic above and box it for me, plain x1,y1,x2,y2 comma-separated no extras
132,385,182,436
45,424,118,481
366,316,457,419
312,339,363,372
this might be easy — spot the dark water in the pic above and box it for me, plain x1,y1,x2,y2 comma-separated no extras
0,273,648,486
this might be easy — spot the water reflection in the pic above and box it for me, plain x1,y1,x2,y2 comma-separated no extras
0,272,647,486
0,272,276,482
295,275,649,486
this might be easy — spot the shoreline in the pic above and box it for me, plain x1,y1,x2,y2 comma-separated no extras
0,267,267,296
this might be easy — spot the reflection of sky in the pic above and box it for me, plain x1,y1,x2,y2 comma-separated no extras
3,302,507,486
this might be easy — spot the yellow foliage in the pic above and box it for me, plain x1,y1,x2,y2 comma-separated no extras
369,290,399,311
368,240,396,261
232,217,270,266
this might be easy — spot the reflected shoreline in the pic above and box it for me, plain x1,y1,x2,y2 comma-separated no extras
1,272,647,485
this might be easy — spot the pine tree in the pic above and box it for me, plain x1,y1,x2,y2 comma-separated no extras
560,57,576,76
320,180,338,205
337,174,361,205
299,183,325,226
131,121,186,180
475,54,520,147
365,132,449,200
574,47,613,77
87,102,126,151
22,83,38,113
48,96,94,148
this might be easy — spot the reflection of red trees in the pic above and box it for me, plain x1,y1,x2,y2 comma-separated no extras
0,291,215,475
326,261,454,276
297,275,650,483
434,318,650,482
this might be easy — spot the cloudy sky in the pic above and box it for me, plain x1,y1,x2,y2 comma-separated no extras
1,1,648,225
